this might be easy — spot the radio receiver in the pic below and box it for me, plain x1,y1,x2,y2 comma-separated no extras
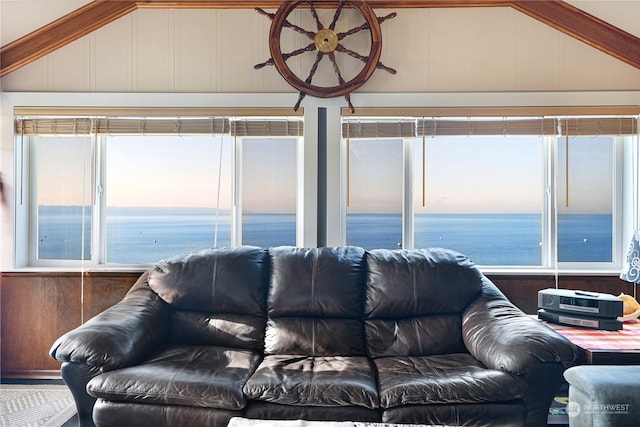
538,289,623,318
537,309,622,331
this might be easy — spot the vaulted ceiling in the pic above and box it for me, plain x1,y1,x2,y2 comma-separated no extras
1,0,640,77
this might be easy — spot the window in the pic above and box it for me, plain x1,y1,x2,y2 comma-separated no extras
346,138,403,249
105,135,233,264
34,136,93,261
240,138,297,247
17,114,302,267
557,136,616,263
413,135,544,266
342,115,636,270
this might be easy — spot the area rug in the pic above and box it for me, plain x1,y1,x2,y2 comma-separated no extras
0,384,76,427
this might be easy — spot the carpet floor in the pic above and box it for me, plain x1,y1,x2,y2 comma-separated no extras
0,384,76,427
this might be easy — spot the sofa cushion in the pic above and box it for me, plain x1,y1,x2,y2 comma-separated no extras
366,313,467,357
365,248,483,317
265,318,367,356
375,353,526,409
365,248,483,357
244,355,379,409
243,401,381,423
87,346,261,410
265,246,367,356
169,310,265,352
148,246,269,314
93,400,239,427
382,402,526,427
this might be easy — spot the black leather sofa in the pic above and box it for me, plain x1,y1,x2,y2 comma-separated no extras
50,246,577,427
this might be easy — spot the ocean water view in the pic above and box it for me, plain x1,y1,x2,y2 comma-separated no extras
347,213,612,265
37,206,612,265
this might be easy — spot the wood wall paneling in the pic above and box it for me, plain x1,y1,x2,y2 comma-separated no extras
1,270,634,379
0,272,137,379
0,273,82,378
2,1,640,81
4,6,640,92
487,274,636,315
488,275,555,315
81,273,142,321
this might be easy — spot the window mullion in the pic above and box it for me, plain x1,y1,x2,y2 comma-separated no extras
233,135,242,246
403,138,414,249
613,136,625,264
96,135,107,264
544,135,557,271
27,136,38,267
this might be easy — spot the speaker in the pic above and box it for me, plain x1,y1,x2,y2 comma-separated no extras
538,309,622,331
538,289,623,319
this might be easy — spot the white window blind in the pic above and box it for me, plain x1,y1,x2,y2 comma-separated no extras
342,116,638,138
16,117,304,137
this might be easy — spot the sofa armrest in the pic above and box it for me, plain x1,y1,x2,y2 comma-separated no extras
50,271,169,371
462,278,578,375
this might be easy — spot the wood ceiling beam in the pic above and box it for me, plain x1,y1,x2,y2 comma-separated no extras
512,0,640,70
133,1,512,8
0,1,137,77
1,0,639,78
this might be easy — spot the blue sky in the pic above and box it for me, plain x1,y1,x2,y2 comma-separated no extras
348,135,613,214
106,136,296,213
38,134,613,215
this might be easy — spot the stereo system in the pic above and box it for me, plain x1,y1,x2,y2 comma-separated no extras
537,289,623,330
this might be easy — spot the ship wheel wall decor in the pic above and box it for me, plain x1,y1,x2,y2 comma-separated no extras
255,1,396,113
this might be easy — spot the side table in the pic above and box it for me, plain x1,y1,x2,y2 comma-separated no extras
538,318,640,364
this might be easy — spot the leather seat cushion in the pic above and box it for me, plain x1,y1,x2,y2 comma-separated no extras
244,355,378,409
87,346,261,410
244,401,381,423
375,353,526,408
382,402,526,427
93,400,239,427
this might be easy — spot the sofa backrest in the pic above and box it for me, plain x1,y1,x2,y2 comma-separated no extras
364,248,483,357
264,246,367,356
147,246,270,351
143,245,485,358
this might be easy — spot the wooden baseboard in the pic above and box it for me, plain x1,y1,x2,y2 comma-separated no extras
1,369,62,380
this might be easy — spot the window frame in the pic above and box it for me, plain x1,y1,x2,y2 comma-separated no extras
16,111,304,269
4,91,638,274
100,132,236,265
27,134,100,268
554,135,625,272
339,114,633,273
233,134,300,248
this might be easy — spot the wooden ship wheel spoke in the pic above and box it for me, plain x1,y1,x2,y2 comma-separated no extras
255,0,396,113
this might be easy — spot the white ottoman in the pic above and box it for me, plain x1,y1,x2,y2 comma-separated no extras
564,365,640,427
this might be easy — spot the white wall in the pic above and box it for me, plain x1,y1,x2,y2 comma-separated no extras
1,4,640,93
